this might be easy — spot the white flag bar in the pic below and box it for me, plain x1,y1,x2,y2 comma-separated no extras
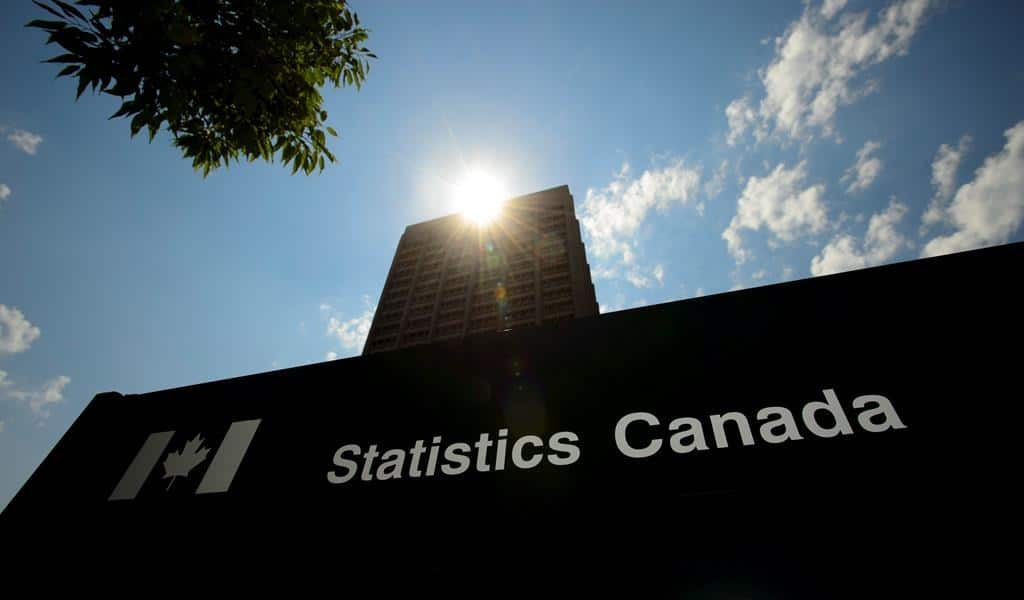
197,419,262,495
108,419,261,500
109,431,175,501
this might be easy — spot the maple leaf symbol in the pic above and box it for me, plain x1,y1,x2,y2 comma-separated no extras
162,434,211,491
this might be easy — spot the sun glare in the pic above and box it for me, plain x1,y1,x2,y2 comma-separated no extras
454,170,508,225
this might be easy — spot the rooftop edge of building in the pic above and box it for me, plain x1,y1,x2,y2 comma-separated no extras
402,184,573,233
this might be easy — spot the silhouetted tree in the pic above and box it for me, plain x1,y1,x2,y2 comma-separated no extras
28,0,376,176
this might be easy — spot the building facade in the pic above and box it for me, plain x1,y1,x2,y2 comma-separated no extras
363,185,599,354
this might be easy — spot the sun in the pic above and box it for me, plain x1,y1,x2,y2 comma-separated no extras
454,169,508,225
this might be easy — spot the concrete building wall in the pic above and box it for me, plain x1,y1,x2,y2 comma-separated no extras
363,185,599,354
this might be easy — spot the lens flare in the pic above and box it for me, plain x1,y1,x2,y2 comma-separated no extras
454,170,508,225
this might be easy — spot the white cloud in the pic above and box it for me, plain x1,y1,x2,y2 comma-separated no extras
0,184,10,201
841,140,883,193
581,159,702,265
821,0,849,20
694,287,706,297
3,374,71,419
325,351,338,361
7,129,43,155
728,0,933,144
923,122,1024,257
704,160,729,200
598,297,649,312
621,264,666,289
921,134,972,230
811,235,862,275
599,292,632,314
782,266,795,280
723,161,828,263
0,305,41,355
811,199,908,275
30,376,69,418
582,160,699,289
725,98,760,146
327,313,373,350
752,269,767,281
625,272,649,288
326,297,375,353
589,264,619,281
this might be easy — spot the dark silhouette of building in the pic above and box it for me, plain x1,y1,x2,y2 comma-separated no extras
363,185,599,354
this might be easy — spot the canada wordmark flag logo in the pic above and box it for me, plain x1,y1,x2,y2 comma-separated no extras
109,420,261,501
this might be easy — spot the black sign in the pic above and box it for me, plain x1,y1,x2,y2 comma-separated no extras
3,243,1021,597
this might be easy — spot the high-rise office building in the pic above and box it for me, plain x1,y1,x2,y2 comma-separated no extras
363,185,599,354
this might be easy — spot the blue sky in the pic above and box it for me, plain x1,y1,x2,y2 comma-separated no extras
2,0,1023,509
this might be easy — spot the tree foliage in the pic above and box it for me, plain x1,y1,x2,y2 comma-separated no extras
28,0,376,176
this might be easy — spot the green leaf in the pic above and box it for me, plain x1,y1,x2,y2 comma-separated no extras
53,0,86,21
104,79,138,97
130,112,146,137
30,1,63,19
43,53,79,63
32,0,374,178
281,143,297,164
26,19,67,31
75,73,89,99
